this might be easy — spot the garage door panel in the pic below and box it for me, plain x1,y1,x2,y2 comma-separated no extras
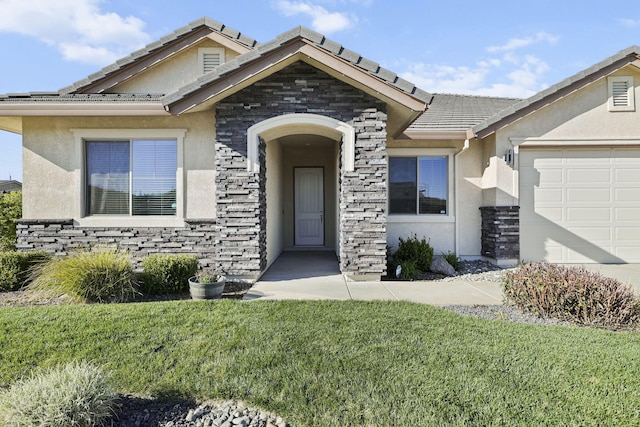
567,169,610,184
565,153,610,164
566,188,610,202
616,247,640,261
565,227,611,241
534,207,563,221
536,169,562,185
520,148,640,263
534,188,563,202
615,226,640,241
566,207,610,221
567,248,616,263
615,169,640,182
615,208,640,220
615,188,640,202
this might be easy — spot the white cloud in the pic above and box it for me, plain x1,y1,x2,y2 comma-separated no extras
276,1,354,33
0,0,150,65
619,18,640,27
487,32,558,53
400,32,558,98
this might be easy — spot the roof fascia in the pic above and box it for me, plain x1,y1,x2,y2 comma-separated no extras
474,53,640,139
0,103,169,116
165,40,427,116
205,32,252,55
72,27,213,94
399,130,469,140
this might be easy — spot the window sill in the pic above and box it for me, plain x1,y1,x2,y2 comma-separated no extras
387,215,455,223
75,217,186,228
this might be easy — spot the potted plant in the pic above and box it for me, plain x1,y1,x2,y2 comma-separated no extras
188,273,225,300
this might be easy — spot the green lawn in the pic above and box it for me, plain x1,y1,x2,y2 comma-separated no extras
1,300,640,426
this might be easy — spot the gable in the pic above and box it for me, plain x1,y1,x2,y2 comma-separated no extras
474,45,640,139
61,17,257,95
111,38,243,95
497,65,640,141
161,27,430,137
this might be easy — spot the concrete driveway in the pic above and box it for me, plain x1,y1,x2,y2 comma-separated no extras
565,264,640,291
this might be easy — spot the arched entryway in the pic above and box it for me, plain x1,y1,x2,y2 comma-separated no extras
247,113,355,269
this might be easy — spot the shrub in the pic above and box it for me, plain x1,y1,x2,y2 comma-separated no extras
28,249,137,303
398,259,420,280
441,251,460,270
0,360,116,427
0,251,51,292
141,254,198,295
0,191,21,251
393,234,434,272
503,262,640,329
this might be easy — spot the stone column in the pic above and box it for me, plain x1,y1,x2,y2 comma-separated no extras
340,108,388,281
479,206,519,266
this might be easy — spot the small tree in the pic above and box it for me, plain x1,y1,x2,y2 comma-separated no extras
0,191,21,251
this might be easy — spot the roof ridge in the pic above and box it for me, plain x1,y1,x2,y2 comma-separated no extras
59,16,259,94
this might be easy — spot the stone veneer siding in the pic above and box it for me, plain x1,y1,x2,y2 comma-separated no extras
479,206,520,261
16,219,216,269
215,61,388,280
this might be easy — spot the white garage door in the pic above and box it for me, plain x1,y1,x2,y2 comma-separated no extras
520,148,640,263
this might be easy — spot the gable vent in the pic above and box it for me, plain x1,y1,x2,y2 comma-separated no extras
612,80,629,106
198,47,225,75
203,53,221,73
608,76,635,111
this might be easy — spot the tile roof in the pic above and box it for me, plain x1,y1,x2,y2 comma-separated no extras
162,26,432,108
408,94,520,132
472,45,640,137
59,17,259,94
0,180,21,193
0,93,163,103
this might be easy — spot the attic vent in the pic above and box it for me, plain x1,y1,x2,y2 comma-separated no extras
198,47,225,74
608,76,635,111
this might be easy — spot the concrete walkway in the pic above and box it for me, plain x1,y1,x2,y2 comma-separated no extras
243,251,503,305
244,252,640,305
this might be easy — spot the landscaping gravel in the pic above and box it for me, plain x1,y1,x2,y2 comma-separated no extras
108,397,289,427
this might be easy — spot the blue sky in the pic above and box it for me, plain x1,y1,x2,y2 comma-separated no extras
1,0,638,181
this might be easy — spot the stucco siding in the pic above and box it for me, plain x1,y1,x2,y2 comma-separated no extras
113,40,241,95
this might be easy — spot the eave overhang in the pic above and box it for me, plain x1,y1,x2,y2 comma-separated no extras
399,130,471,140
0,103,169,116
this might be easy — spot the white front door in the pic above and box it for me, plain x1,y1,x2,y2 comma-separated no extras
295,167,324,246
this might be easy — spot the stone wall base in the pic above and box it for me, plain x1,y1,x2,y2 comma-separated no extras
16,219,217,270
479,206,520,262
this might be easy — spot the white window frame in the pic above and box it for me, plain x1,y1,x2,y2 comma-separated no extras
387,148,455,223
608,75,635,112
72,129,186,227
198,47,225,74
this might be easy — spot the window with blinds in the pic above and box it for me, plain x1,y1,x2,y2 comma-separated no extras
389,156,448,215
86,140,177,216
199,47,225,74
608,76,635,111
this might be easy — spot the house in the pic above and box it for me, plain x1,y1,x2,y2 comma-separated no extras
1,17,639,282
0,180,21,194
